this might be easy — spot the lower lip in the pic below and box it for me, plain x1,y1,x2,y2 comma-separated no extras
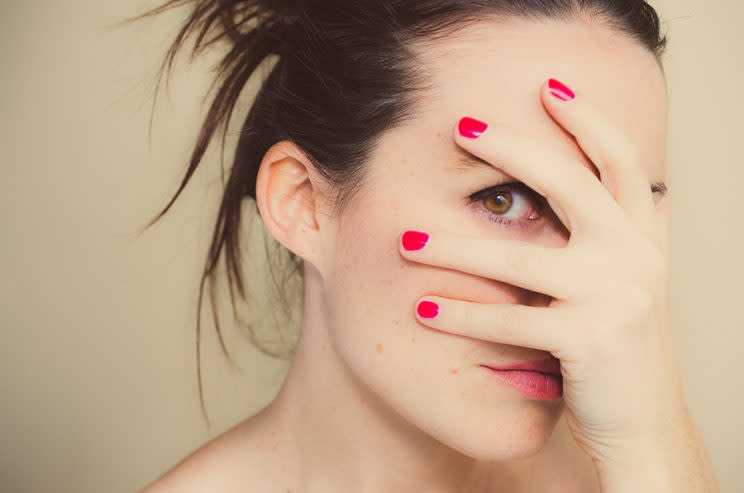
482,366,563,400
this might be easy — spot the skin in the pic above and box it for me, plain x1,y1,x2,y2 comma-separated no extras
143,16,718,493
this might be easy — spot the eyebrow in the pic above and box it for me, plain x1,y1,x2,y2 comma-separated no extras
455,154,668,196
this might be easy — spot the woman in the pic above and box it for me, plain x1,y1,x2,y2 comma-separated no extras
133,1,719,491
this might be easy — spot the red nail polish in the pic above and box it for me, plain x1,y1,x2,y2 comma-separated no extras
458,117,488,139
402,230,429,251
548,78,575,101
417,300,439,318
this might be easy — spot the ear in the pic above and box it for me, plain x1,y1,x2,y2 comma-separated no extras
255,140,326,269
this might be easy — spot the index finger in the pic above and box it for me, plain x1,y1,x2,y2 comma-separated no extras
454,116,628,244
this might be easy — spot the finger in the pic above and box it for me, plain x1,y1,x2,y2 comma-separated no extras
540,77,658,243
399,229,583,300
455,116,627,244
414,295,568,353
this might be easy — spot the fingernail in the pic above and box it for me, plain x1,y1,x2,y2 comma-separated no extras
548,78,575,101
401,230,429,251
458,117,488,139
417,300,439,318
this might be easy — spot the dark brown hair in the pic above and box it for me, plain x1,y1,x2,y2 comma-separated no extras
118,0,667,425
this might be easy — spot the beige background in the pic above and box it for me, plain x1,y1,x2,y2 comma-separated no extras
2,1,742,492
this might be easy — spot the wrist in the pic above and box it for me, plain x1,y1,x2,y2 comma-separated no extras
593,438,674,493
593,404,720,493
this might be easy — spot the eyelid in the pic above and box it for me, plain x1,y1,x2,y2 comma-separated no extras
468,181,543,203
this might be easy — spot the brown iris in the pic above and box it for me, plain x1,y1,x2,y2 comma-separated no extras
481,189,513,215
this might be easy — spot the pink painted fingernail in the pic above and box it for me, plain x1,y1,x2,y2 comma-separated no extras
548,78,575,101
417,300,439,318
458,117,488,139
402,230,429,251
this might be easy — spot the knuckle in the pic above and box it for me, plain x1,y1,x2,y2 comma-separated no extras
502,242,535,280
492,305,522,340
496,303,521,329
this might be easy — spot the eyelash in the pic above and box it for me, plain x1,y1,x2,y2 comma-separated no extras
651,182,667,195
467,181,546,230
468,181,668,230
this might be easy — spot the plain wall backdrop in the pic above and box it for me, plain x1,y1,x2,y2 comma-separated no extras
1,1,742,492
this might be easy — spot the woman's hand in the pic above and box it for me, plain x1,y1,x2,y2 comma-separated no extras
398,78,687,469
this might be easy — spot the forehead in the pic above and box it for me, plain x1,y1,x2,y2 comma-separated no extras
411,17,668,179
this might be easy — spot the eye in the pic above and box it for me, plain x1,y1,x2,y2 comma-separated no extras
467,182,546,230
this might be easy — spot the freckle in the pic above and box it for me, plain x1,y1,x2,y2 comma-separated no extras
376,343,384,354
450,368,459,374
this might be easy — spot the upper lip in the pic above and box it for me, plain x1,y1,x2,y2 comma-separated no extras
482,357,562,375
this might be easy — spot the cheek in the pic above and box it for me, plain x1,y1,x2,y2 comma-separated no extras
325,207,415,355
322,195,467,400
323,197,515,372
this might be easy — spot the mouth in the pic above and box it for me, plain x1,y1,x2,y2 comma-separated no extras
481,365,563,400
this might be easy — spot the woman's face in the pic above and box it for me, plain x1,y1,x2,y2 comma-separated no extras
316,18,668,461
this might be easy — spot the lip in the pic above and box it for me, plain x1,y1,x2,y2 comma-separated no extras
482,368,563,400
481,357,561,375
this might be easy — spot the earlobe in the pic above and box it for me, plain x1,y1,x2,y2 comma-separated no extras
255,141,321,260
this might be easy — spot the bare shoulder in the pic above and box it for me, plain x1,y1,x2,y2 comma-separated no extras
139,425,245,493
139,412,275,493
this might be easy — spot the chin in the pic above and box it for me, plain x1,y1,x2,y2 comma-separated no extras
449,425,558,462
425,403,565,461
